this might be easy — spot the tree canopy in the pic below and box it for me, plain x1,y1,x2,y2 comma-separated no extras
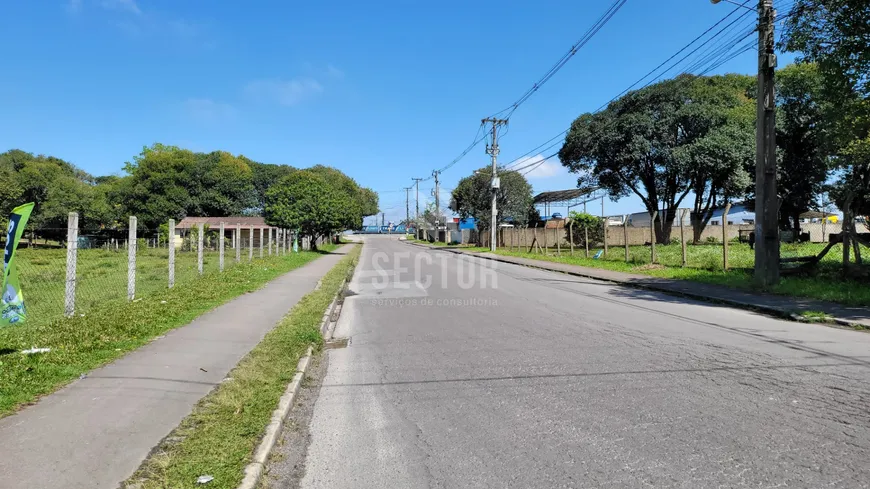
783,0,870,217
449,166,533,231
263,170,352,247
0,144,377,237
559,74,755,243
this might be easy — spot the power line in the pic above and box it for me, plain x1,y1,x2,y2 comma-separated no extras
501,0,758,171
492,0,629,119
414,0,629,185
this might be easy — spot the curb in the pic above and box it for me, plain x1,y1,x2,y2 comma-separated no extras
403,241,869,331
235,279,348,489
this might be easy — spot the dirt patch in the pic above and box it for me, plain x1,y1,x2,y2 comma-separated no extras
634,263,666,271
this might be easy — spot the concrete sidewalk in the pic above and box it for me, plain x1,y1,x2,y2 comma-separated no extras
0,245,353,489
413,242,870,329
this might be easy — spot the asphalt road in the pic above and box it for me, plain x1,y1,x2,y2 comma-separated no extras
280,235,870,488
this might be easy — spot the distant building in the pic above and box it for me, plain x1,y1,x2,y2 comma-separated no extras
624,209,691,227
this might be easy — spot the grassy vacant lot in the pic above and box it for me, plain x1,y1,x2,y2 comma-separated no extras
0,246,336,416
484,241,870,307
16,247,268,329
125,244,361,489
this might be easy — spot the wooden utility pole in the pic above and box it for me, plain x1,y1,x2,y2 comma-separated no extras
755,0,780,285
433,170,441,242
404,186,412,236
483,117,508,251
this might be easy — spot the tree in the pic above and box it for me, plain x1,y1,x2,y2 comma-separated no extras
187,151,256,217
566,211,604,248
264,170,352,249
118,144,257,228
782,1,870,221
421,201,446,230
246,158,296,212
449,166,533,234
559,74,755,244
0,149,97,236
308,165,378,231
775,63,831,233
116,144,197,229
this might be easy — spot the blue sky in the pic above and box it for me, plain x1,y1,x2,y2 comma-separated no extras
0,0,787,225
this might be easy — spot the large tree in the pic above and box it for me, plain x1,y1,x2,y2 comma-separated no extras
775,63,831,232
264,170,352,248
118,144,256,228
245,158,296,212
782,1,870,217
559,74,754,243
449,166,533,232
0,149,98,235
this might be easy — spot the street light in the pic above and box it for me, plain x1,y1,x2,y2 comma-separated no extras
711,0,779,286
710,0,755,10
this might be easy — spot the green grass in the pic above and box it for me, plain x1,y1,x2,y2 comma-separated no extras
480,243,870,307
16,246,254,330
0,247,337,417
798,310,831,320
124,244,361,489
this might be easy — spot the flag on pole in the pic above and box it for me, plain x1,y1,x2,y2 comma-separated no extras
2,203,35,326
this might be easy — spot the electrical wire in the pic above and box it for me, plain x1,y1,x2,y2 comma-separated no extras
500,0,757,171
491,0,629,120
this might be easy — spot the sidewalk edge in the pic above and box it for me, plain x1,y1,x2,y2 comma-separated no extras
235,282,348,489
404,241,867,331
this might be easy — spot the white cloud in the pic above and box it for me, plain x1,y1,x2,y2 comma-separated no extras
183,98,236,123
66,0,83,14
512,154,569,180
244,78,323,107
326,64,345,79
100,0,141,15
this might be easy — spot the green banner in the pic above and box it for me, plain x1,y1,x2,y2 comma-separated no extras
2,203,35,326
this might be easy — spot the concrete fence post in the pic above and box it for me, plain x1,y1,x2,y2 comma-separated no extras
197,222,204,275
623,215,629,262
128,216,137,300
259,227,264,258
168,219,176,288
268,228,273,256
556,226,561,256
680,209,688,267
219,222,225,272
650,211,658,264
603,219,609,257
722,203,731,271
249,225,254,261
64,212,79,318
584,222,590,258
279,229,283,255
236,223,242,263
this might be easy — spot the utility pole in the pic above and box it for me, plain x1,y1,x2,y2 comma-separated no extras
381,212,385,228
712,0,778,286
412,178,423,220
483,117,508,251
404,186,412,236
756,0,779,286
433,170,441,242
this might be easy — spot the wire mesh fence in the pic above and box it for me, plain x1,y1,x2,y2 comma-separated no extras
5,216,298,330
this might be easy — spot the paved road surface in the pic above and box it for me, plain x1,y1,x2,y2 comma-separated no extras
284,236,870,488
0,246,352,489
